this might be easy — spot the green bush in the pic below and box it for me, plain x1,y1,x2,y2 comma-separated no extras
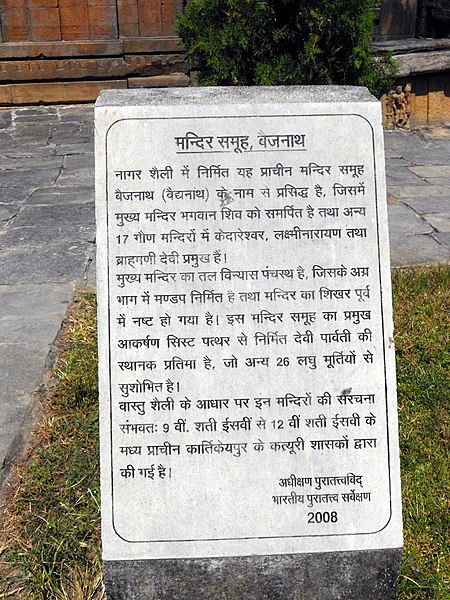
177,0,396,97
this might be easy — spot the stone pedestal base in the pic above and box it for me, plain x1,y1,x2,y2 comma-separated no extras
103,548,402,600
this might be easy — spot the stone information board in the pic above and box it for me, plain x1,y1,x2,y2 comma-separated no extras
95,87,402,563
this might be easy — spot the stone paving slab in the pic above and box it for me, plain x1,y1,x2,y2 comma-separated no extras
0,224,95,248
0,204,18,222
0,283,72,343
55,169,96,186
424,213,450,233
0,106,97,481
9,203,95,229
409,165,450,178
0,156,64,171
0,187,34,204
403,197,450,214
420,178,450,186
64,154,95,169
0,144,57,158
12,106,58,122
0,345,50,473
0,104,448,491
0,242,94,285
389,233,450,267
387,204,434,235
432,232,450,250
27,186,95,205
0,283,73,478
385,167,429,186
398,147,450,166
0,168,61,189
388,184,450,199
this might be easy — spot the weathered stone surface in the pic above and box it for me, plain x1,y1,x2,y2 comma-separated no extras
0,283,73,481
12,122,52,141
9,203,95,228
55,169,95,186
394,50,450,77
0,283,72,344
104,549,403,600
12,105,59,122
49,122,93,142
0,57,127,81
63,153,94,168
0,242,93,284
383,130,415,158
389,184,450,198
403,196,450,214
29,6,61,29
385,166,428,185
0,155,63,170
372,37,450,55
0,187,35,204
53,142,94,155
431,231,450,250
0,168,60,188
0,40,123,58
0,104,99,487
122,37,183,53
87,4,118,39
59,5,90,40
99,85,374,107
408,75,429,127
128,73,190,88
428,75,450,126
85,249,97,289
0,224,95,247
0,141,54,159
408,164,450,178
417,177,450,186
377,0,418,40
388,204,434,235
27,185,94,204
423,212,450,232
389,233,450,266
0,343,50,474
0,204,17,222
0,85,13,104
136,0,183,37
125,54,189,76
58,104,94,121
116,0,139,38
7,80,127,105
0,111,13,129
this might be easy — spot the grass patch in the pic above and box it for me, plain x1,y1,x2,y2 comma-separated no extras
0,266,449,598
393,265,450,599
0,291,104,599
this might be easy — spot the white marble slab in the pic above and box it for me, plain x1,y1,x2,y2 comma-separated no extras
95,87,402,561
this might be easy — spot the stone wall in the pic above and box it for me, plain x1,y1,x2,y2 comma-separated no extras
0,0,190,104
373,38,450,128
1,0,449,124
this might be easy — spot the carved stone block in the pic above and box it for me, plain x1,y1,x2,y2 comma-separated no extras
8,79,126,104
125,54,189,76
0,40,123,59
383,84,412,130
127,73,190,87
0,57,127,81
122,37,183,53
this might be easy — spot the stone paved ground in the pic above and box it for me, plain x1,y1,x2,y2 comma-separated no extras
0,105,449,488
384,126,450,266
0,105,95,484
